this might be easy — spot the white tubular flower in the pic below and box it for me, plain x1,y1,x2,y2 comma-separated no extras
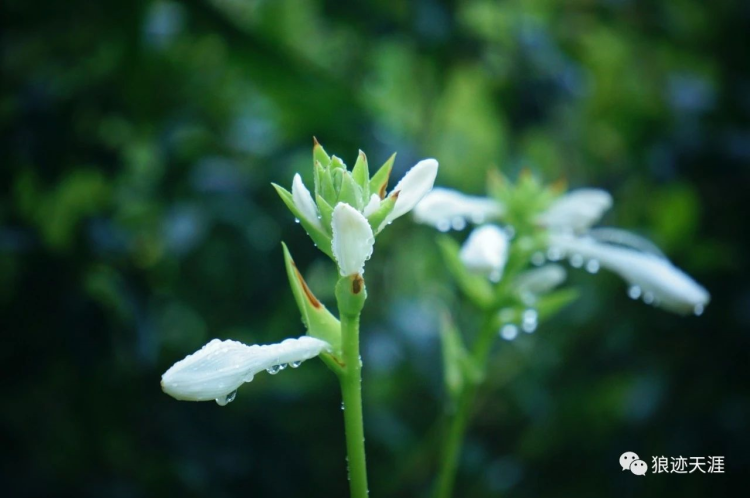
161,336,332,405
413,187,504,232
550,234,710,315
538,189,613,232
382,159,439,226
515,264,567,295
363,193,381,217
292,173,322,230
459,225,509,282
332,203,375,276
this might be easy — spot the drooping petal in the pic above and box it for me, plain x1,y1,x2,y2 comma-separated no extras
459,225,509,282
362,193,381,217
382,158,438,226
331,203,375,276
515,264,567,295
549,234,710,315
292,173,322,230
538,189,613,232
161,336,331,404
413,187,504,231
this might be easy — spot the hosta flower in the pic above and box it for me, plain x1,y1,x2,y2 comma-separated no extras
459,225,509,282
274,141,438,277
161,336,332,406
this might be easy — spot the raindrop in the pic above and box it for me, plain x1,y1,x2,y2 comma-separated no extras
531,252,545,266
570,254,584,268
215,390,237,406
694,304,704,316
489,270,502,283
451,217,467,231
267,365,281,375
628,285,642,300
642,292,655,305
522,309,538,333
499,324,519,341
341,401,345,410
471,213,485,224
547,247,563,261
279,363,288,371
437,220,451,232
290,360,302,368
243,373,255,382
294,218,300,224
505,226,516,238
585,259,600,273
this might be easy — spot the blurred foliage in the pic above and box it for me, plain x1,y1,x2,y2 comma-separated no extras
2,0,748,497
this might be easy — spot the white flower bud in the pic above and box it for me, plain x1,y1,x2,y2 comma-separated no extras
331,203,375,276
538,189,613,232
459,225,509,282
383,158,438,226
292,173,322,230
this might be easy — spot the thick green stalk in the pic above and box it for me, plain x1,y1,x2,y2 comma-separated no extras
340,310,369,498
435,316,498,498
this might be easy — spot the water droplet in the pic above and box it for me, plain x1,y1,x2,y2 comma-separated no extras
215,390,237,406
471,213,485,224
451,217,466,231
290,360,302,368
570,254,584,268
437,220,451,232
341,401,345,410
499,324,519,341
694,304,704,316
585,259,600,273
278,363,288,371
642,292,655,305
294,218,300,224
505,226,516,238
547,247,563,261
243,373,255,382
522,309,538,333
531,252,545,266
359,355,363,367
489,269,502,283
267,365,281,375
628,285,642,300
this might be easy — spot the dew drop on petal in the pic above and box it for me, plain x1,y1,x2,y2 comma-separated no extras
531,252,545,266
267,365,281,375
341,401,345,411
570,254,584,268
642,292,655,305
437,220,451,232
294,218,300,224
451,217,467,231
489,269,502,283
522,309,538,333
628,285,642,300
505,226,516,239
499,324,519,341
547,247,563,261
585,259,600,273
278,363,288,371
215,390,237,406
290,360,302,368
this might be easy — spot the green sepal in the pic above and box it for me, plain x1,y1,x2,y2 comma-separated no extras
313,138,330,168
272,183,333,258
366,192,398,234
369,153,396,199
282,243,341,355
351,150,370,199
335,274,367,317
316,160,337,206
337,172,364,211
437,236,494,309
316,194,334,236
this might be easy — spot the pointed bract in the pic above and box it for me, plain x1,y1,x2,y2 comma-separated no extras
459,225,510,282
331,203,375,276
161,336,332,403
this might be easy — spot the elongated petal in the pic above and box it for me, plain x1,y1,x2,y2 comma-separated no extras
292,174,322,230
413,187,504,231
362,193,381,217
383,158,438,226
331,203,375,276
550,234,710,314
538,189,613,232
161,336,331,404
459,225,509,282
515,264,567,295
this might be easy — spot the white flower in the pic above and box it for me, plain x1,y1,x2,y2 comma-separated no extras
413,187,504,231
161,336,332,405
459,225,509,282
537,189,613,232
550,233,710,315
382,159,439,228
331,203,375,276
363,194,381,217
292,173,322,230
515,264,567,295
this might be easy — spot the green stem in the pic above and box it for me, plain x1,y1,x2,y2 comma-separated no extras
435,316,498,498
340,311,369,498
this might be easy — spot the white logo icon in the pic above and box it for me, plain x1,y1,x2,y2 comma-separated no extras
619,451,639,471
630,459,648,476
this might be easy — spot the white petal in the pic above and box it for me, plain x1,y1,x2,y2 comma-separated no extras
413,187,504,231
550,234,710,314
363,193,381,217
383,158,439,226
515,264,567,295
459,225,509,282
331,203,375,276
292,173,322,230
538,189,613,232
161,336,331,403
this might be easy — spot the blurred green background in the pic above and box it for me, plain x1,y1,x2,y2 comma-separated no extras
3,0,748,496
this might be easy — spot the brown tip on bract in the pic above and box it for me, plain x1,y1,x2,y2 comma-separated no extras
292,260,322,308
551,177,567,193
519,167,532,180
313,136,320,146
352,274,364,295
389,190,401,200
